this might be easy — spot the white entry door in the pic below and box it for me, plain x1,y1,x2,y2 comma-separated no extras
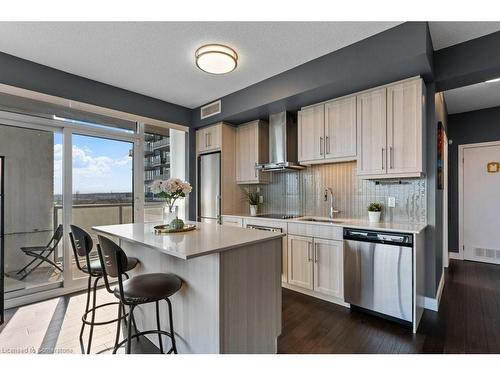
462,143,500,264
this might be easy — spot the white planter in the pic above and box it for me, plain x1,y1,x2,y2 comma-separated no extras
250,205,258,217
368,211,381,223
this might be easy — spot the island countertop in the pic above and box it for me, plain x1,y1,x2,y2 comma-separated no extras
92,221,284,260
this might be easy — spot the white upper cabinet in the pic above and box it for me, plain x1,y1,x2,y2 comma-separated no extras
235,120,269,184
324,96,357,161
196,123,222,154
357,78,425,179
299,96,357,165
298,104,324,163
357,88,387,176
387,79,424,175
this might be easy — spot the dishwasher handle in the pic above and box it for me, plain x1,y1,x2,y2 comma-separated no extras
343,228,413,247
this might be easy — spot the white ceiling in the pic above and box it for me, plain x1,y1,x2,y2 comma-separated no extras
428,21,500,50
0,22,401,108
1,22,500,109
444,80,500,114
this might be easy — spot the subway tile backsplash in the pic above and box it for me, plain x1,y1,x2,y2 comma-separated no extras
250,161,426,224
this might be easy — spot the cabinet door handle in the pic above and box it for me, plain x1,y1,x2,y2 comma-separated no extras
307,242,312,262
390,146,394,169
319,137,324,156
325,136,330,154
314,243,318,263
208,132,211,147
205,133,208,148
381,147,385,170
254,162,257,178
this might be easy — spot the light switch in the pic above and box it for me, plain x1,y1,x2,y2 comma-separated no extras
388,196,396,208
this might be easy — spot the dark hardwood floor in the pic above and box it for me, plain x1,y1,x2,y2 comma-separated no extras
2,259,499,353
278,259,500,354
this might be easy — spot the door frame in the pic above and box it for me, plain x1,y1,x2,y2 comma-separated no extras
0,111,143,307
458,140,500,261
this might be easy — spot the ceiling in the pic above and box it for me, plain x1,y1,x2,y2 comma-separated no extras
444,79,500,114
428,21,500,50
0,22,500,109
0,22,402,108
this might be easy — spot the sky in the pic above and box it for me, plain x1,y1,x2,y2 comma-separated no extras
53,133,133,194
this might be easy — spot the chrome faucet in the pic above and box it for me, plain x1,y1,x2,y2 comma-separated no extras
324,187,339,219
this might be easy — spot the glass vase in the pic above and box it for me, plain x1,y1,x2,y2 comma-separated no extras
163,205,178,224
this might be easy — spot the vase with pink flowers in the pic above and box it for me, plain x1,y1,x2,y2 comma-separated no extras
152,178,192,228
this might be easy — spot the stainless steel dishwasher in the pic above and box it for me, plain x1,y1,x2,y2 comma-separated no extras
343,228,413,324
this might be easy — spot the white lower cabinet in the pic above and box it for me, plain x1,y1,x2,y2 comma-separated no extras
313,238,343,299
287,234,343,300
287,235,314,290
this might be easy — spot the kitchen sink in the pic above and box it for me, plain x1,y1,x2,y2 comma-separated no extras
298,217,344,224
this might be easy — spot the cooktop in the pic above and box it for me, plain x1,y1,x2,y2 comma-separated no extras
255,214,301,220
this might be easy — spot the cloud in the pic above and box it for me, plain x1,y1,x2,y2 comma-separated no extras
53,143,132,193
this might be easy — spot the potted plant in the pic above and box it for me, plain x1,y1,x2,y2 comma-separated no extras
368,202,382,223
244,189,260,216
152,178,192,228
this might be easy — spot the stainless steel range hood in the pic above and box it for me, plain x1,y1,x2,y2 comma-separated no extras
256,111,305,172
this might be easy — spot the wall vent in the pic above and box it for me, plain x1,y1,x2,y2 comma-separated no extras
474,247,500,260
200,100,221,120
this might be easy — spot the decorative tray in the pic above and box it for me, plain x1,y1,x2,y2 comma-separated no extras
153,224,197,234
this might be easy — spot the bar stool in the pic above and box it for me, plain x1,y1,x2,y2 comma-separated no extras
97,235,182,354
69,225,139,354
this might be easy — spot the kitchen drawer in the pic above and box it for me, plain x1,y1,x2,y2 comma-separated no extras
243,218,287,232
221,216,243,227
287,222,343,241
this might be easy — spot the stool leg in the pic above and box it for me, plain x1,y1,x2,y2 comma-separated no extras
126,305,135,354
113,301,123,354
165,298,177,354
155,301,164,354
79,275,92,348
86,276,100,354
122,303,139,342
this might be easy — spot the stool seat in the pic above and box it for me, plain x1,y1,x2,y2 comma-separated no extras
114,273,182,304
83,257,139,276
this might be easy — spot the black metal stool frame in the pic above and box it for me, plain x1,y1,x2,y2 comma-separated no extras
96,239,178,354
69,226,137,354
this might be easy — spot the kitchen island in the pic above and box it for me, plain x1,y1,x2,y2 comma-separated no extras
93,221,284,354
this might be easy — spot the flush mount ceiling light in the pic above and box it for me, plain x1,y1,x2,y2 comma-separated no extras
195,44,238,74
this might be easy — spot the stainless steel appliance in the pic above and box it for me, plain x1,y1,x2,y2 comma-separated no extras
1,156,4,324
343,228,413,323
246,224,283,233
197,152,221,224
256,111,304,171
254,213,300,220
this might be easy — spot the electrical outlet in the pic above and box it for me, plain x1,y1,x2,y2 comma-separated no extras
387,196,396,208
259,195,264,204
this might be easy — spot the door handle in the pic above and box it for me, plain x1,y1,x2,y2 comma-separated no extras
205,133,208,148
390,146,394,169
325,136,330,154
254,162,257,178
381,147,385,170
314,243,318,263
307,242,312,262
320,137,324,156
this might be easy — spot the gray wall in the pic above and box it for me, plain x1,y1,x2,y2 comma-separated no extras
447,106,500,252
0,51,191,126
192,22,433,128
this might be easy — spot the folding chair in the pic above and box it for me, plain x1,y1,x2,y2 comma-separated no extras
16,224,64,280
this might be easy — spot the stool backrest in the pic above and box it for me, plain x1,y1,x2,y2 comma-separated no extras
48,224,64,249
69,225,94,273
97,235,128,299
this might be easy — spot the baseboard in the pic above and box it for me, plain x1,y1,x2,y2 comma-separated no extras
424,272,445,312
449,251,464,260
282,283,350,308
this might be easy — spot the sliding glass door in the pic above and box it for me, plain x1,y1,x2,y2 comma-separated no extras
0,124,64,301
69,134,134,282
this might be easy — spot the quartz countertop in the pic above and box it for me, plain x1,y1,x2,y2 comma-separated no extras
93,221,284,260
223,214,427,234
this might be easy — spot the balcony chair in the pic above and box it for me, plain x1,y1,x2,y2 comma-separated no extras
16,224,64,281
